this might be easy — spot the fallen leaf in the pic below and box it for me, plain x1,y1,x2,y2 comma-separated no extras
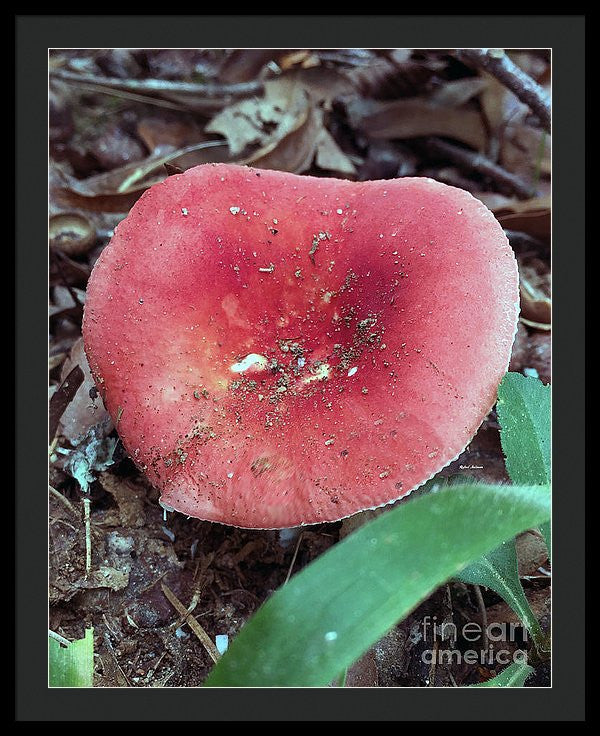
428,77,487,108
136,116,207,151
206,77,310,158
49,365,84,442
501,124,550,179
344,97,487,151
343,648,379,687
286,67,355,108
315,127,356,175
219,49,287,83
58,338,112,443
519,275,551,328
99,471,147,528
51,141,229,212
480,71,529,136
84,566,130,592
475,193,551,244
516,531,549,577
240,98,323,174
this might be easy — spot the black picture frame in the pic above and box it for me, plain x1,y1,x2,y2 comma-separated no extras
17,14,586,721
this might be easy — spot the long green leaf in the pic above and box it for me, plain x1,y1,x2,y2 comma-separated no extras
49,628,94,687
497,372,551,560
471,661,534,687
539,520,551,560
497,372,551,486
205,483,550,686
456,539,548,652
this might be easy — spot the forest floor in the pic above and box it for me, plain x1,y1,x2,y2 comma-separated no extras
49,48,551,687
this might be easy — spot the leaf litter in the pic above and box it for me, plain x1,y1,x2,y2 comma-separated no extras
48,47,551,688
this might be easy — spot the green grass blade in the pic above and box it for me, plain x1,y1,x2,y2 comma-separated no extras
205,483,550,687
471,661,534,687
49,628,94,687
456,539,548,653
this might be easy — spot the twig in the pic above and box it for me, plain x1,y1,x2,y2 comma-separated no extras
427,137,536,199
421,166,479,194
50,68,263,99
161,582,220,663
284,531,304,585
48,629,71,647
83,496,92,577
102,632,131,686
427,640,439,686
49,484,78,516
473,584,488,651
456,49,551,133
58,80,190,111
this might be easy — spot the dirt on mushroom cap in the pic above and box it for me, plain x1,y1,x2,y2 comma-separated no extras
82,163,519,529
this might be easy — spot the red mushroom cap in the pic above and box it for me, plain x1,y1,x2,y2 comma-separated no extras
83,163,519,528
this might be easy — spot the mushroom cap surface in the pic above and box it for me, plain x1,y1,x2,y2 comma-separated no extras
83,163,519,528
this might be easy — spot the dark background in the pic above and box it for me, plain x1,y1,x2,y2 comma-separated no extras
17,14,585,722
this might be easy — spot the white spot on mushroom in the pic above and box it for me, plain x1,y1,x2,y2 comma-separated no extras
229,206,240,215
347,366,358,377
322,291,335,304
230,353,268,373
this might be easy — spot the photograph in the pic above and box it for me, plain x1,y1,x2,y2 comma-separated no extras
46,45,553,691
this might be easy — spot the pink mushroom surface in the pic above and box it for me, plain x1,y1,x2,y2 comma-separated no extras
83,163,519,528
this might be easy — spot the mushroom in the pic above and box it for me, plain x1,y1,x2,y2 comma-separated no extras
83,163,519,529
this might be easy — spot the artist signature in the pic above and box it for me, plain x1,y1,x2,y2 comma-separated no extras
459,464,483,470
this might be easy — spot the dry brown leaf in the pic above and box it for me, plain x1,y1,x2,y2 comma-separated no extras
345,97,487,151
99,472,147,528
279,50,320,71
480,71,529,135
497,201,551,244
287,67,356,107
58,338,112,442
501,124,550,179
206,77,310,158
344,51,442,100
520,278,551,328
51,141,229,213
315,128,357,176
428,77,487,108
136,117,207,151
219,49,286,83
516,531,549,577
239,98,323,174
50,164,147,214
485,589,551,629
474,193,551,244
344,649,379,687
